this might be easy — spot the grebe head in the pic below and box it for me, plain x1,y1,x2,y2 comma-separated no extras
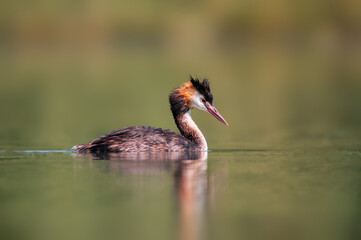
169,76,228,126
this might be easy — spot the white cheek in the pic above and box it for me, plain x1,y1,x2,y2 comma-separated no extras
192,93,207,111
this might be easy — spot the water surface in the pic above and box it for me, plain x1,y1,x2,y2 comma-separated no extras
0,147,360,240
1,2,360,239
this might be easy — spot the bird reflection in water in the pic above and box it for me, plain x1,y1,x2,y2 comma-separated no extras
73,151,209,240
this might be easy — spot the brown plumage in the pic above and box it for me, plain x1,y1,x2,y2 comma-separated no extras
72,76,228,153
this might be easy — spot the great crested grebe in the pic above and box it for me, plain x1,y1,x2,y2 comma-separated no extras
72,77,228,153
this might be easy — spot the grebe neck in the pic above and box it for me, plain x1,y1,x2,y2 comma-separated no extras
174,110,208,151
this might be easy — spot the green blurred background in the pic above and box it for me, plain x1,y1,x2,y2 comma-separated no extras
1,2,361,240
0,0,360,149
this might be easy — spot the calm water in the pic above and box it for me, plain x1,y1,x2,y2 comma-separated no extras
1,2,361,239
0,145,360,240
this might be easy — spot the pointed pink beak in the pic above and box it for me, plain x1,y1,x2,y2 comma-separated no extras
205,104,229,126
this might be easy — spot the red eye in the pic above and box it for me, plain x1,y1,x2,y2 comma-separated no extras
202,99,206,103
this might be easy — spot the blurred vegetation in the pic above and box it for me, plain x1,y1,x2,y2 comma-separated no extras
0,0,360,149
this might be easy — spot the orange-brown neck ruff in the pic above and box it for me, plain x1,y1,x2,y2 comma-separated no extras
169,82,195,117
173,81,197,107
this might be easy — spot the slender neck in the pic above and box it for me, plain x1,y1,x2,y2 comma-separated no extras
174,110,208,151
169,88,208,150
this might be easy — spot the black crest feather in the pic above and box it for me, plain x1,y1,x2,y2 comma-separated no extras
190,76,213,104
